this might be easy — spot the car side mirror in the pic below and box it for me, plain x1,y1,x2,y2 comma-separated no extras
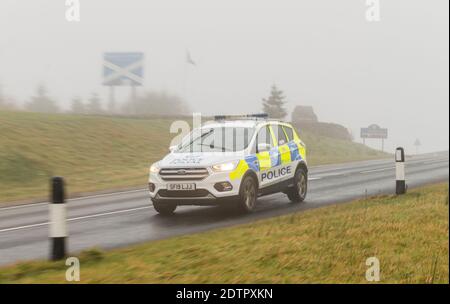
257,143,271,153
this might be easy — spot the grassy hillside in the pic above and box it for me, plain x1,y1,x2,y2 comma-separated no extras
0,111,387,203
1,183,447,283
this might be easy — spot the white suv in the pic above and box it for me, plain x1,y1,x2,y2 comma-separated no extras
148,114,308,215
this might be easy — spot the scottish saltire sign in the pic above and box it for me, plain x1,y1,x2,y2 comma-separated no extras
103,52,144,86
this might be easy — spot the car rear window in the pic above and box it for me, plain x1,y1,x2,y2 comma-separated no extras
283,126,294,141
272,125,288,145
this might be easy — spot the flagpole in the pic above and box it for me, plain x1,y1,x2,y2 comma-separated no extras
183,52,188,103
184,49,197,111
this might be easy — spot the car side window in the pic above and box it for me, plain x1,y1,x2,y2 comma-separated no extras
283,126,294,142
273,125,288,146
255,126,273,152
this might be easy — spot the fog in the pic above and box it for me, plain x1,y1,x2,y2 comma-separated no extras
0,0,448,153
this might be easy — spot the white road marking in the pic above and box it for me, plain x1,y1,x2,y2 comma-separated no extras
308,177,321,181
310,173,348,179
0,188,147,212
359,167,394,174
0,202,48,211
0,222,48,233
67,206,152,222
422,159,449,165
0,205,152,234
68,188,147,202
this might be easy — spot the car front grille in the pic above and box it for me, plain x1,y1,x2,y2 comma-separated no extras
159,167,209,181
157,189,211,198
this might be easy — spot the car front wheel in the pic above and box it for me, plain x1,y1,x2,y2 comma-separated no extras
236,175,258,213
153,201,177,215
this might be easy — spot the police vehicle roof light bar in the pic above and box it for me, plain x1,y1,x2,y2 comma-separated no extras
214,113,269,121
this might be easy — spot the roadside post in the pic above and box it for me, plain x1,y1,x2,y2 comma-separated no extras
50,177,67,261
395,147,406,195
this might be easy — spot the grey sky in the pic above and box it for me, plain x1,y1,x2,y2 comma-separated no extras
0,0,448,153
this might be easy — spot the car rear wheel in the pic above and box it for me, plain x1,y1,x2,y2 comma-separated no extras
287,167,307,203
153,201,177,215
236,175,258,213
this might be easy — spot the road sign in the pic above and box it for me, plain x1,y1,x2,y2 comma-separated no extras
414,139,421,147
360,124,388,139
361,124,388,151
103,52,144,86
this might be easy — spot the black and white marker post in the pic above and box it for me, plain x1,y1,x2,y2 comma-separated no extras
395,147,406,195
50,177,67,261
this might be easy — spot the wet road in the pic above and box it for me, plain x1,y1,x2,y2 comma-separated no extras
0,152,448,266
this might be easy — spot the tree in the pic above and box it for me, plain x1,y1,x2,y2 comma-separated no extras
120,90,190,116
26,85,59,113
70,96,85,114
86,92,103,115
262,85,287,119
0,85,17,110
0,84,18,110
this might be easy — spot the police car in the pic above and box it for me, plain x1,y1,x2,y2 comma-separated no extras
148,114,308,215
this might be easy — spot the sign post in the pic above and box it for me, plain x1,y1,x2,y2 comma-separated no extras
414,139,421,155
360,124,388,152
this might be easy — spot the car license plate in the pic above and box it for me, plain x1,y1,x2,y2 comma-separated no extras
167,183,196,191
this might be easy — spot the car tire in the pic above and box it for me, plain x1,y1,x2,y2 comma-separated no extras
153,201,177,215
236,175,258,213
287,167,307,203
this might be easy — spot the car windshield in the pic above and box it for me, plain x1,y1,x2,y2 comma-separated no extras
177,127,255,152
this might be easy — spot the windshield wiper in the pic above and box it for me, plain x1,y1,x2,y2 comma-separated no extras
197,143,231,152
178,129,214,151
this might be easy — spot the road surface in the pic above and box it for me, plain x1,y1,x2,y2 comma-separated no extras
0,152,448,266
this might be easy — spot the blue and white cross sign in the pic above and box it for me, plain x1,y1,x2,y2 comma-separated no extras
103,52,144,86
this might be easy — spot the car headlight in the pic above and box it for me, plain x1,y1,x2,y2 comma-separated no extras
211,161,239,172
149,163,160,174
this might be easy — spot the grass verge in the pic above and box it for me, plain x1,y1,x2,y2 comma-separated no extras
0,183,448,283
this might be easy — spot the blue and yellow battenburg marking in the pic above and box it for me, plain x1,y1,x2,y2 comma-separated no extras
229,140,305,180
229,160,249,180
256,151,271,171
269,150,280,167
